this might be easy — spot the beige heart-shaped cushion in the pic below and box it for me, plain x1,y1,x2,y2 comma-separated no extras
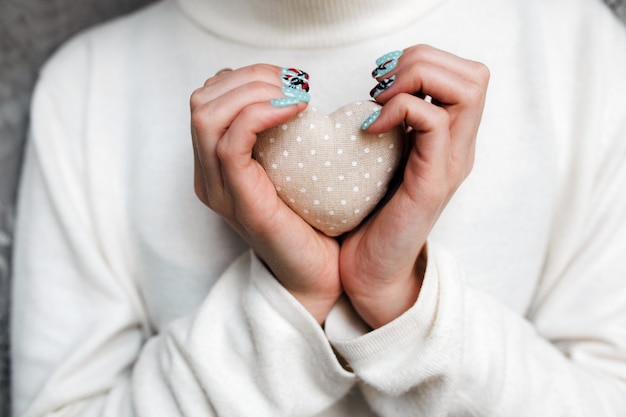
253,101,406,236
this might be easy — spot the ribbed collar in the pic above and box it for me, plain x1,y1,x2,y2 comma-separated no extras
175,0,446,48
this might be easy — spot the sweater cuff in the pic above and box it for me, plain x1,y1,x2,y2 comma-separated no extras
324,243,463,395
248,251,354,380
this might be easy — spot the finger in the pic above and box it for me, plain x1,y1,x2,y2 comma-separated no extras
372,60,484,106
192,64,283,109
191,67,311,162
372,44,489,86
191,81,279,203
192,67,311,154
391,62,485,175
402,45,488,83
377,94,451,166
217,101,306,198
217,101,314,239
365,93,453,200
370,62,487,177
364,93,448,135
366,93,478,184
192,83,307,207
194,80,289,136
355,99,452,267
195,65,311,107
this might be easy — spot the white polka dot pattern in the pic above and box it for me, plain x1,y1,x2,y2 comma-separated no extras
253,101,406,236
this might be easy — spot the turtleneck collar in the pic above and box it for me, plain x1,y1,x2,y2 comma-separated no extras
175,0,446,48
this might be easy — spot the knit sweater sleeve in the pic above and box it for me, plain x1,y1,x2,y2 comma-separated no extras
327,237,626,416
327,75,626,415
325,9,626,417
11,34,355,417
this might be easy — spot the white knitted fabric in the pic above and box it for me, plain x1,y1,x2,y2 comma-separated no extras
11,0,626,415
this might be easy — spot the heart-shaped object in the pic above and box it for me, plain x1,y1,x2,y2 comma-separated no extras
253,101,406,236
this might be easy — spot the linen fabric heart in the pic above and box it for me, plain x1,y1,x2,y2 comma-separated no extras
253,101,406,236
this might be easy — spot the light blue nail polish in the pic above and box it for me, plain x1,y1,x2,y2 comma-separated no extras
372,50,403,78
361,109,381,130
270,97,301,107
282,86,311,103
376,50,403,66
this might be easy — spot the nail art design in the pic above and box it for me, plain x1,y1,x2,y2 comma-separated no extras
270,97,302,107
370,75,396,98
360,109,381,130
281,86,310,103
271,68,311,107
371,50,403,78
282,68,310,92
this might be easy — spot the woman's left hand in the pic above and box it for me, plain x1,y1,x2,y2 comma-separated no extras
339,45,490,328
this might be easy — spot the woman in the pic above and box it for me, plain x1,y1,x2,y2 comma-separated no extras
12,0,626,415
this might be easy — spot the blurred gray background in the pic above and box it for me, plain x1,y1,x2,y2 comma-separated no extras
0,0,624,414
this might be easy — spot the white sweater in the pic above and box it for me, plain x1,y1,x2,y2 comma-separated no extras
11,0,626,415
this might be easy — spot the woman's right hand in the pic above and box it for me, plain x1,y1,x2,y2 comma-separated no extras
190,65,342,324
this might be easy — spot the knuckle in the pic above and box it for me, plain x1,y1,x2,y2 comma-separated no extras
244,65,263,80
214,136,232,163
467,62,491,100
431,105,450,126
405,61,424,78
408,44,433,58
393,91,415,108
465,81,487,104
242,64,272,82
474,62,491,86
190,105,210,132
189,87,205,109
248,80,274,94
236,79,278,103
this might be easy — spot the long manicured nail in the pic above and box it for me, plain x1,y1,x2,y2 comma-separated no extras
360,109,381,130
370,75,396,98
270,97,301,107
282,67,310,92
371,50,403,78
271,85,311,107
272,68,311,107
281,86,310,103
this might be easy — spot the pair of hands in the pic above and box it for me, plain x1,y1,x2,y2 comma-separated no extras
190,45,489,328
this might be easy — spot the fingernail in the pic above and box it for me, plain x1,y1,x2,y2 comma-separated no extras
281,86,310,103
360,109,381,130
272,68,311,107
270,97,301,107
371,50,403,78
369,75,396,98
282,67,310,92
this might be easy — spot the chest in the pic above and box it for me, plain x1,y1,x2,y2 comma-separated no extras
117,28,557,330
